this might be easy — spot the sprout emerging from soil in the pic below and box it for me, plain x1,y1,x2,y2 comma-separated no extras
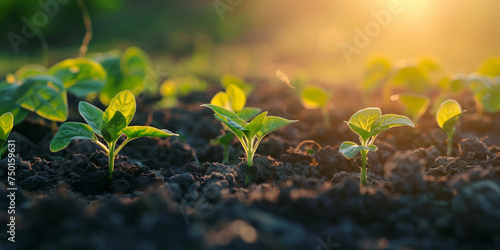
202,104,296,185
0,112,14,161
50,90,178,179
340,108,414,185
436,99,465,157
210,84,261,164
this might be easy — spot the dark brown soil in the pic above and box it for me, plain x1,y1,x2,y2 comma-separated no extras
1,84,499,249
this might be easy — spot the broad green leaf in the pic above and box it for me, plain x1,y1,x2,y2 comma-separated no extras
362,55,393,91
221,74,254,95
17,75,68,122
436,99,462,130
392,66,430,93
214,114,245,139
210,92,230,110
202,104,247,128
237,107,261,121
442,113,462,135
477,58,500,77
0,82,28,125
123,126,178,140
244,112,267,138
101,111,127,142
348,108,381,132
226,84,246,111
301,85,329,109
347,122,372,143
0,112,14,140
370,114,414,136
472,78,500,113
95,52,124,105
78,102,104,136
258,116,297,138
14,64,46,81
49,58,106,97
104,90,136,125
397,93,430,121
50,122,94,152
339,141,378,159
120,46,149,80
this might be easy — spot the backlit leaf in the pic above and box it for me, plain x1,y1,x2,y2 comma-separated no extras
50,122,94,152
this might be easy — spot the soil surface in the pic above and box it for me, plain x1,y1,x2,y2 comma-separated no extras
1,83,500,249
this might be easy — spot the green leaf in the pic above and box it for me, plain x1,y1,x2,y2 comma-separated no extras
104,90,136,125
0,112,14,141
123,126,178,140
347,122,372,143
477,57,500,77
14,64,46,81
202,104,247,128
236,107,261,121
50,122,94,152
370,114,414,136
392,66,430,93
78,102,104,136
244,112,267,138
396,93,430,121
101,111,127,142
214,114,245,139
436,99,463,130
258,116,297,138
17,75,68,122
300,85,329,109
471,78,500,113
348,107,381,132
48,58,106,98
211,133,234,146
210,91,230,109
226,84,246,111
339,141,378,159
362,55,393,91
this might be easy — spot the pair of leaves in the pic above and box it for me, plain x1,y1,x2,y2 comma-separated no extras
49,58,107,98
210,84,261,121
220,74,254,96
339,141,378,159
436,99,464,135
300,85,330,109
347,108,415,143
50,90,178,152
202,104,296,143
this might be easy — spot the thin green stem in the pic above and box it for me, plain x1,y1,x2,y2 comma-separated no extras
447,133,453,157
108,141,116,179
114,138,133,155
322,107,330,127
360,150,368,186
222,144,229,164
245,149,254,185
93,139,109,154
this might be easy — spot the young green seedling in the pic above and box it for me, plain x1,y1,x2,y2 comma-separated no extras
340,108,414,185
436,99,465,157
202,104,296,185
0,112,14,161
300,85,332,126
50,90,178,179
391,93,430,126
210,84,261,164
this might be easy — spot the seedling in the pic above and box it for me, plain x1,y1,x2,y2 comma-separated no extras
391,93,430,125
220,74,255,96
50,90,178,179
300,85,332,126
436,99,465,157
202,104,296,185
157,75,209,108
0,112,14,161
210,84,261,164
340,108,414,185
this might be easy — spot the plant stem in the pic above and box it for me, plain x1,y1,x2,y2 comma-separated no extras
108,141,115,179
245,150,254,185
322,108,330,127
447,133,453,157
360,150,367,185
222,144,229,164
